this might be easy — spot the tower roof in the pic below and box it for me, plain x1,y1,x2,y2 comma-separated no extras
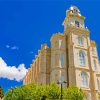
67,6,81,16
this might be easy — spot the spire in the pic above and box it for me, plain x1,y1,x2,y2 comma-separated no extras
63,6,85,31
67,6,81,16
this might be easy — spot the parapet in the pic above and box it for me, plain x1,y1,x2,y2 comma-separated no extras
41,43,49,50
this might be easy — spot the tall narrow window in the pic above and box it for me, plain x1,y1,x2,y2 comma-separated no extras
79,51,85,66
93,60,97,70
61,41,64,48
75,20,79,27
60,53,64,68
59,39,64,49
81,72,88,87
78,36,83,46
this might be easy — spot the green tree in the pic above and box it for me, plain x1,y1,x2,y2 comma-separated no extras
63,85,85,100
0,86,4,99
47,83,60,99
4,83,85,100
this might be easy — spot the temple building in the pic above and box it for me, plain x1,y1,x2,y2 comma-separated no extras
23,6,100,100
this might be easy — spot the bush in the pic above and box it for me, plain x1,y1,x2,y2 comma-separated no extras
4,83,85,100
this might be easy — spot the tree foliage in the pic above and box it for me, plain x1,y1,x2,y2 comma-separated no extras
4,83,85,100
63,85,85,100
0,86,4,99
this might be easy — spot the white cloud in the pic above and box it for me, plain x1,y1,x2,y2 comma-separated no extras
6,45,10,48
6,45,19,50
11,46,19,50
0,57,27,82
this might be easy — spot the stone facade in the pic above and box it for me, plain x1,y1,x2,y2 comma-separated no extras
0,98,3,100
23,6,100,100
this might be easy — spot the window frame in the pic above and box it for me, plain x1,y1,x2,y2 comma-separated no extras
59,39,64,49
79,51,86,66
81,72,88,87
78,36,83,46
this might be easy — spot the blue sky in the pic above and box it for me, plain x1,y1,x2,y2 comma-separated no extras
0,0,100,93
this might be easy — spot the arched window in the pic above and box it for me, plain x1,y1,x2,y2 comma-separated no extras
60,53,64,67
78,36,83,46
79,51,85,66
93,60,97,70
81,72,88,87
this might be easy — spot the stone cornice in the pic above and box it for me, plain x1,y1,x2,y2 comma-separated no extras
74,46,88,51
50,67,66,72
96,72,100,76
64,25,90,36
75,67,90,72
68,13,85,20
81,87,91,91
63,13,85,26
